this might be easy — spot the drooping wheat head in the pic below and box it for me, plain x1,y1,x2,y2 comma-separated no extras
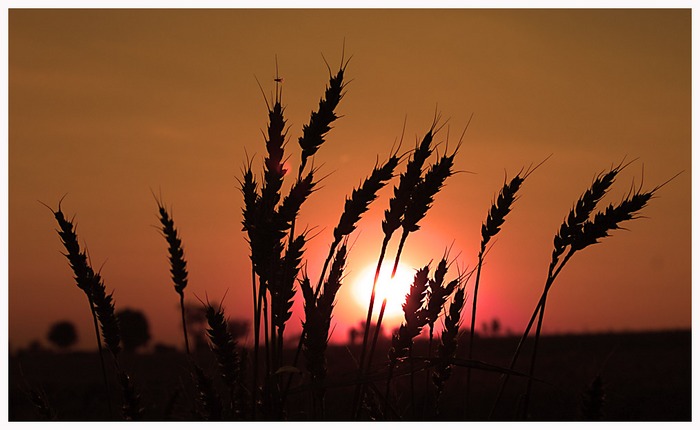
551,161,628,268
572,186,655,252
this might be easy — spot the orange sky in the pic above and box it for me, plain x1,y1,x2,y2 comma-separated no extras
6,9,692,351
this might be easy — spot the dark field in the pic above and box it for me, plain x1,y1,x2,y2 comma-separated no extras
8,329,691,421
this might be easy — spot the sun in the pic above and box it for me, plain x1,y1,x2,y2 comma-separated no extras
352,261,416,321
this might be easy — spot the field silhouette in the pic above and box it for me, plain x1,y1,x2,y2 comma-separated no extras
9,330,691,420
11,53,689,422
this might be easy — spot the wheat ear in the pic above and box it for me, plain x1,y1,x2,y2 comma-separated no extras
204,301,241,418
298,55,349,175
155,198,190,355
465,169,528,416
43,199,116,417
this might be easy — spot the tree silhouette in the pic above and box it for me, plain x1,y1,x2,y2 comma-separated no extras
47,321,77,350
184,301,209,351
491,317,502,337
227,318,250,342
116,308,151,353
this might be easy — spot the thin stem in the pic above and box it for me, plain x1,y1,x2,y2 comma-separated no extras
366,298,387,386
251,268,259,420
366,230,411,418
409,343,416,420
88,295,113,419
315,239,341,300
383,363,396,418
521,290,549,419
262,290,271,414
179,293,190,356
465,250,484,418
391,229,410,278
424,326,434,419
488,249,575,418
352,236,390,417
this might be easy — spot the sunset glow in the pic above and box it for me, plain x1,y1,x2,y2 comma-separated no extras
6,9,690,354
5,7,692,422
352,261,416,321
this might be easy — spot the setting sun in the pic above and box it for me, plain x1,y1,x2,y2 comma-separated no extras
352,261,416,321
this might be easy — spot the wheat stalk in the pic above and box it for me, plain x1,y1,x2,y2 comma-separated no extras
155,198,190,356
283,154,398,409
301,242,348,418
353,119,440,417
488,162,625,417
43,199,117,417
465,165,534,416
383,264,431,416
423,256,460,416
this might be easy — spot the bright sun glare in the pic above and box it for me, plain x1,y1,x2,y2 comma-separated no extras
353,262,416,320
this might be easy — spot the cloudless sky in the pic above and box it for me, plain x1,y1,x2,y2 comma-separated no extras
6,7,692,352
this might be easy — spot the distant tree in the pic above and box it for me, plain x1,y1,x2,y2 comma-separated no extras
349,320,387,346
481,322,490,337
153,343,178,354
349,327,359,345
491,318,502,337
47,321,78,350
116,308,151,353
184,301,209,352
227,318,250,342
